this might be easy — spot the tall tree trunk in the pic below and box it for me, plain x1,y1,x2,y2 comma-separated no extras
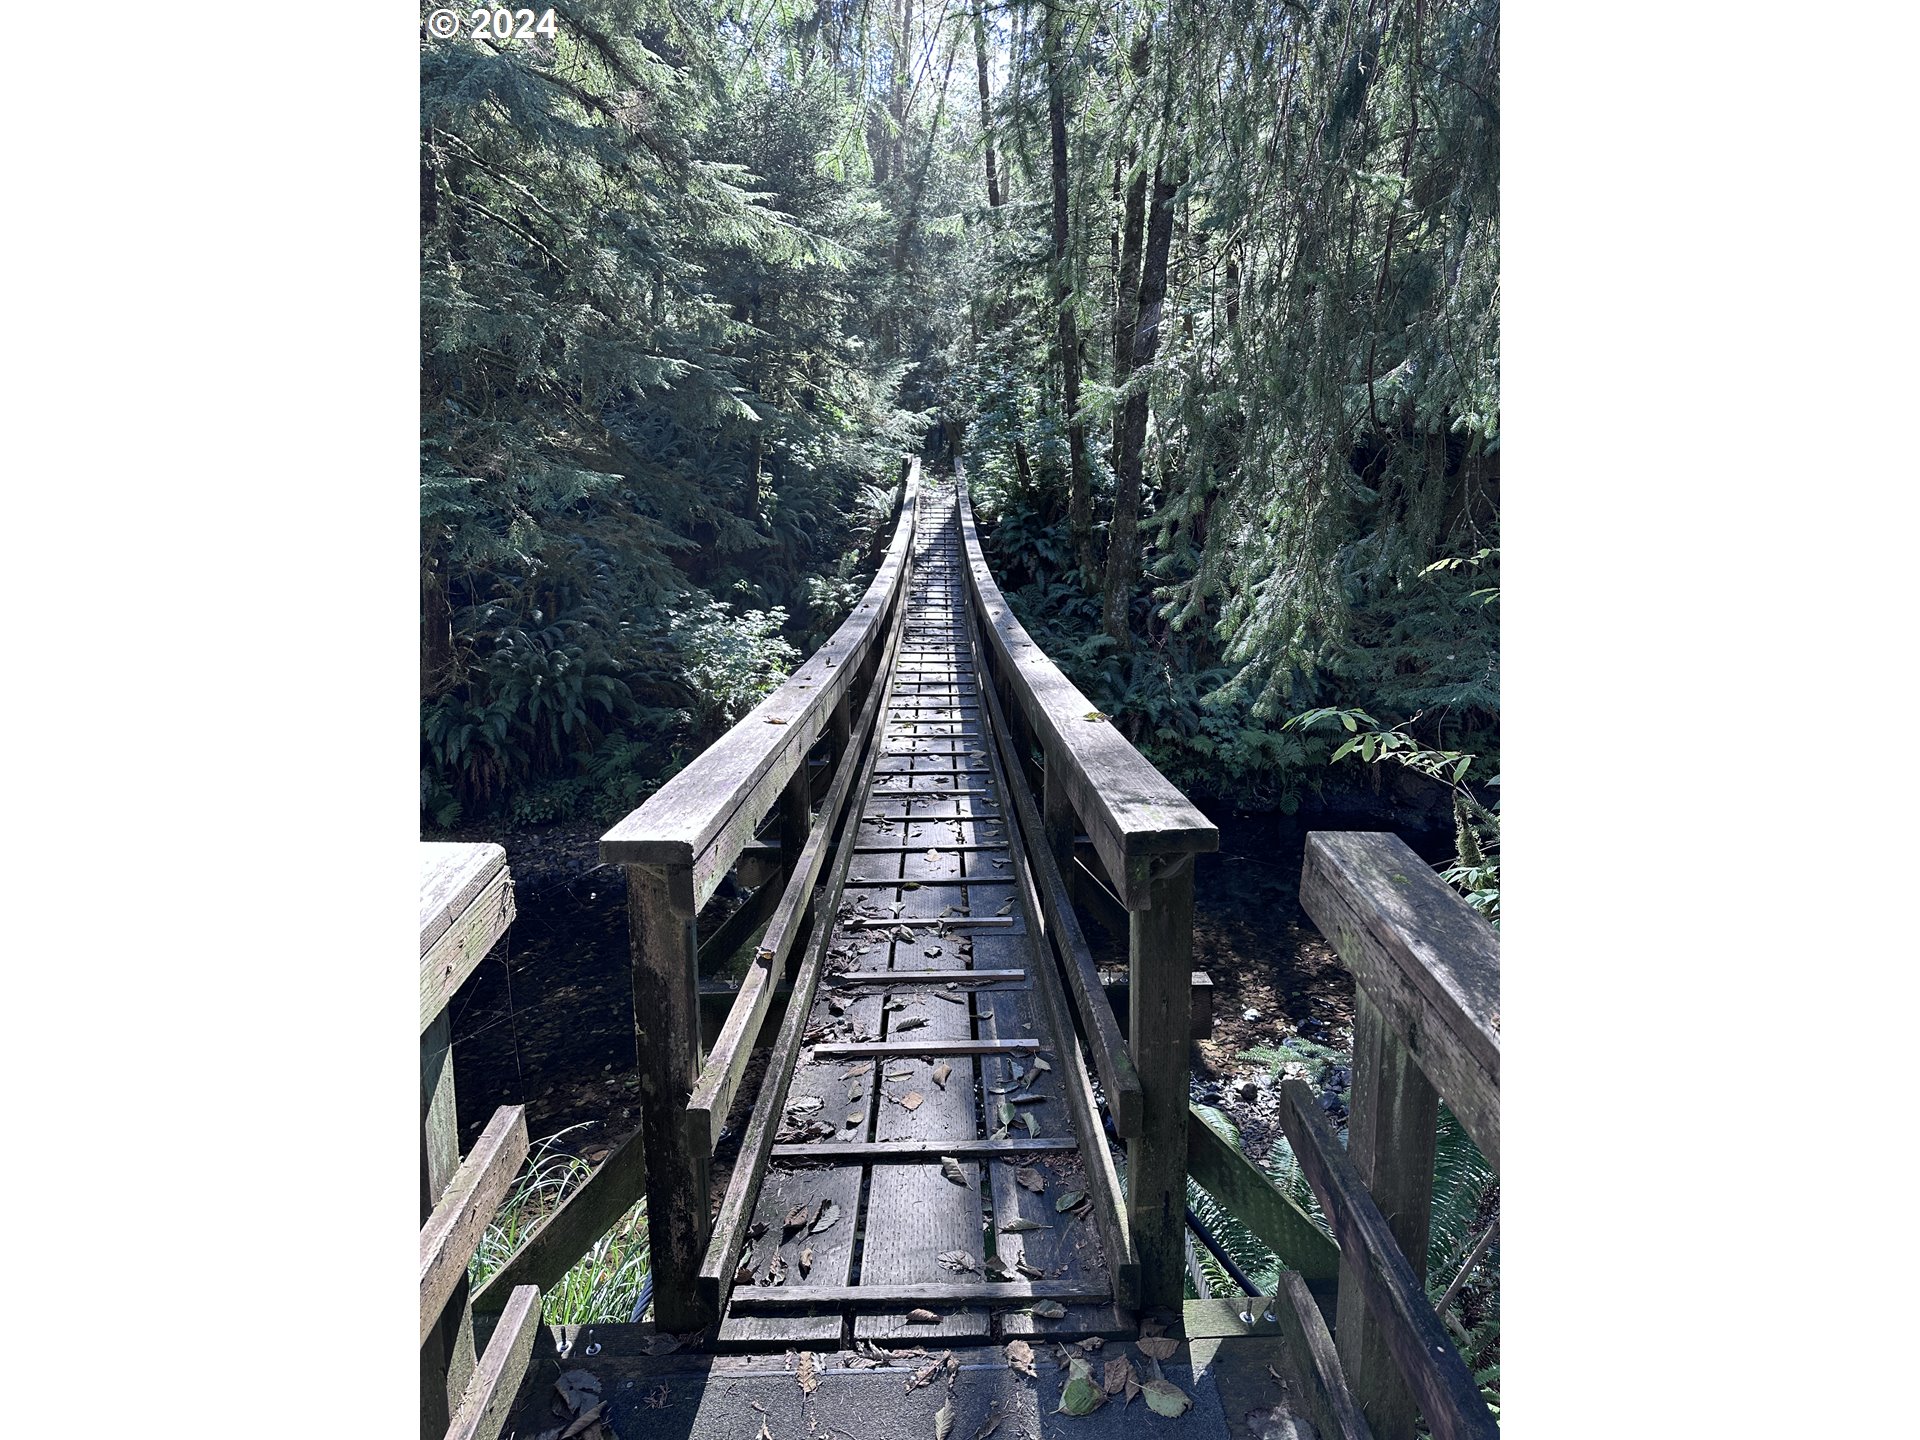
1103,163,1178,648
1111,149,1146,470
972,10,1001,208
974,7,1035,497
1043,2,1094,582
889,0,914,183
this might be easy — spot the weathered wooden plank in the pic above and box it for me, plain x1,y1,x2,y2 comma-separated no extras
697,568,917,1319
769,1137,1078,1161
601,463,921,886
471,1132,644,1312
1274,1273,1378,1440
420,1105,528,1345
420,1007,474,1436
828,968,1027,985
420,842,506,956
1185,1104,1339,1283
812,1038,1039,1058
419,865,516,1035
1337,990,1440,1440
686,611,894,1153
953,473,1216,906
730,1280,1110,1309
1300,831,1499,1171
692,871,783,971
626,861,710,1332
1276,1079,1497,1440
1128,855,1196,1309
444,1283,540,1440
973,652,1143,1138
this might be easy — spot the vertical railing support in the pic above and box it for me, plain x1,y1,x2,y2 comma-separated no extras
1040,764,1076,874
1126,853,1196,1309
420,1012,476,1434
1336,988,1440,1440
628,860,713,1333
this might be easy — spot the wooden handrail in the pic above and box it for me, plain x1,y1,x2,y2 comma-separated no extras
600,461,923,911
420,843,514,1035
1278,1079,1497,1440
420,1105,528,1345
952,477,1216,909
1299,831,1499,1171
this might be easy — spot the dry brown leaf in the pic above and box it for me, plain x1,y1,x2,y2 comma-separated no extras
800,1245,814,1278
1014,1167,1046,1194
1103,1356,1136,1395
901,1090,926,1111
931,1062,953,1089
1136,1336,1179,1361
906,1308,941,1324
1006,1338,1036,1378
797,1351,820,1396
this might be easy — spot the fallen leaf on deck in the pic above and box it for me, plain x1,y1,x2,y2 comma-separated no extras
999,1217,1051,1233
1031,1299,1067,1319
1014,1167,1046,1194
797,1351,820,1396
931,1061,953,1088
1103,1356,1136,1395
1021,1113,1039,1138
766,1253,788,1285
908,1356,944,1391
1136,1336,1179,1361
557,1402,607,1438
1055,1190,1086,1213
1030,1056,1051,1073
934,1399,955,1440
901,1090,926,1111
1015,1259,1044,1279
937,1249,979,1274
895,1016,929,1032
784,1202,815,1236
811,1200,841,1234
939,1155,967,1185
1056,1358,1105,1415
554,1370,602,1413
1141,1379,1193,1417
996,899,1013,915
906,1308,942,1324
847,1111,863,1128
1006,1338,1037,1377
800,1245,814,1277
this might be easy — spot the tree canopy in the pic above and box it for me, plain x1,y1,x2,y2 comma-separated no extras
420,0,1499,834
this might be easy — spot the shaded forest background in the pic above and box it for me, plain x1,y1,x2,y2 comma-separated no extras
420,0,1499,899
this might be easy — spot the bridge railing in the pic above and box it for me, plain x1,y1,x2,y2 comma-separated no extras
952,467,1218,1310
1278,830,1501,1440
470,460,924,1334
419,843,540,1440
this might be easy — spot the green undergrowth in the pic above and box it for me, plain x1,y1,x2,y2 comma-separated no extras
1186,1041,1500,1419
467,1126,650,1326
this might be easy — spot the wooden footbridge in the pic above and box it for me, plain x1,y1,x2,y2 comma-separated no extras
420,459,1502,1440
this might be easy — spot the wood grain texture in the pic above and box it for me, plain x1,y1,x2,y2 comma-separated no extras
627,860,711,1332
1300,831,1499,1170
1185,1105,1339,1283
953,472,1215,907
973,647,1143,1138
1337,990,1440,1440
730,1280,1109,1308
1276,1079,1496,1440
420,864,516,1034
420,843,507,955
420,1105,528,1344
768,1137,1077,1161
1127,855,1196,1308
444,1283,540,1440
1275,1271,1378,1440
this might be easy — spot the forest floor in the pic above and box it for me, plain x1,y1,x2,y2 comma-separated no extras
437,798,1452,1172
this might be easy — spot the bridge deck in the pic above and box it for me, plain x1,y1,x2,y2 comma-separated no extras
715,476,1130,1348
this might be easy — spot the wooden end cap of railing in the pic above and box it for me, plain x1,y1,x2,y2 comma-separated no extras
420,843,514,1034
598,459,924,910
952,479,1216,910
1299,831,1499,1170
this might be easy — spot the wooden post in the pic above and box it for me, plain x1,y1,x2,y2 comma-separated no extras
778,766,812,883
421,1012,476,1436
628,861,713,1333
1041,763,1076,874
1125,854,1195,1309
829,692,852,766
1336,989,1440,1440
